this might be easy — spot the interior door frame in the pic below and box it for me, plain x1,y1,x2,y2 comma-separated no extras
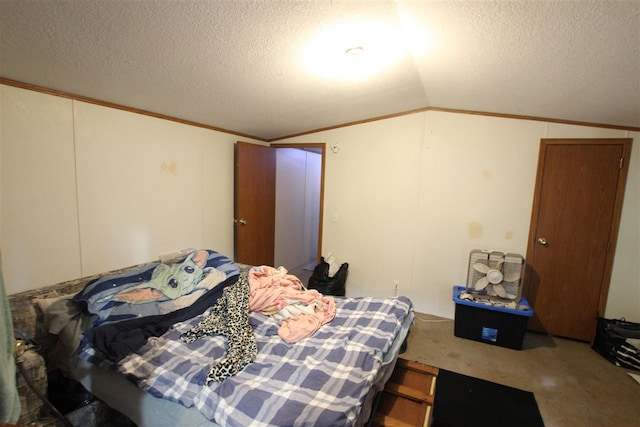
524,138,633,321
271,142,326,264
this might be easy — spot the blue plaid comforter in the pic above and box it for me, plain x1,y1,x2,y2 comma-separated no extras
118,296,412,426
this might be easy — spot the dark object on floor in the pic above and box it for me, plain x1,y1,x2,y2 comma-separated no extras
592,317,640,370
433,370,545,427
65,400,138,427
308,257,348,296
399,330,409,353
48,370,94,414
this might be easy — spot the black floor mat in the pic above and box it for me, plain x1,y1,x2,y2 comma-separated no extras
433,369,545,427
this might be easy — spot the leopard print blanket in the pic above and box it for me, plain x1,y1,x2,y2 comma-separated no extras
180,273,257,384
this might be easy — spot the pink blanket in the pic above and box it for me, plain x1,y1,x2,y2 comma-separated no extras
249,266,336,342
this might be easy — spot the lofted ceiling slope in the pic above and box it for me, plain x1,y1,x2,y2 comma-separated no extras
1,0,639,141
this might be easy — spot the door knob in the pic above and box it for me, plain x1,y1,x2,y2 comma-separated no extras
234,218,247,226
537,237,547,246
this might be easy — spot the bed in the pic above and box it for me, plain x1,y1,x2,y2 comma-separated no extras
42,249,414,427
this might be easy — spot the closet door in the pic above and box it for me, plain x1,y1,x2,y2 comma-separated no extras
524,139,631,341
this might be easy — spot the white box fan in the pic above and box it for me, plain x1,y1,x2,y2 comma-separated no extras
466,249,525,302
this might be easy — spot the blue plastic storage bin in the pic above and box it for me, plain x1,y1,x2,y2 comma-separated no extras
452,285,534,350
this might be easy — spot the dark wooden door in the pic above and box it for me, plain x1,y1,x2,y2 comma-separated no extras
234,141,276,266
525,139,631,341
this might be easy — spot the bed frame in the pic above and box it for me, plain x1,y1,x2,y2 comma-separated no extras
9,259,412,427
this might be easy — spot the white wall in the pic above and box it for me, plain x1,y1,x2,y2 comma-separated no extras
278,112,640,321
304,151,321,263
274,148,321,270
1,85,259,293
1,86,82,290
2,84,638,322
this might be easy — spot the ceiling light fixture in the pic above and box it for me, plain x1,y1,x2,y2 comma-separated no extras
301,18,420,81
345,46,365,57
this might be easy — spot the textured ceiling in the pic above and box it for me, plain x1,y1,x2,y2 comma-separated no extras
1,0,639,140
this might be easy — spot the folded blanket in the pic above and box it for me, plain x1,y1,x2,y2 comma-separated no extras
74,249,239,327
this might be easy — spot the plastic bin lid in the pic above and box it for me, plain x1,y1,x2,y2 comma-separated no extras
453,285,534,317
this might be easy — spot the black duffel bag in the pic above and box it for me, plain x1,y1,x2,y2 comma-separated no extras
592,317,640,370
308,257,348,296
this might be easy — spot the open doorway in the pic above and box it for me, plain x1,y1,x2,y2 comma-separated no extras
272,143,324,284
